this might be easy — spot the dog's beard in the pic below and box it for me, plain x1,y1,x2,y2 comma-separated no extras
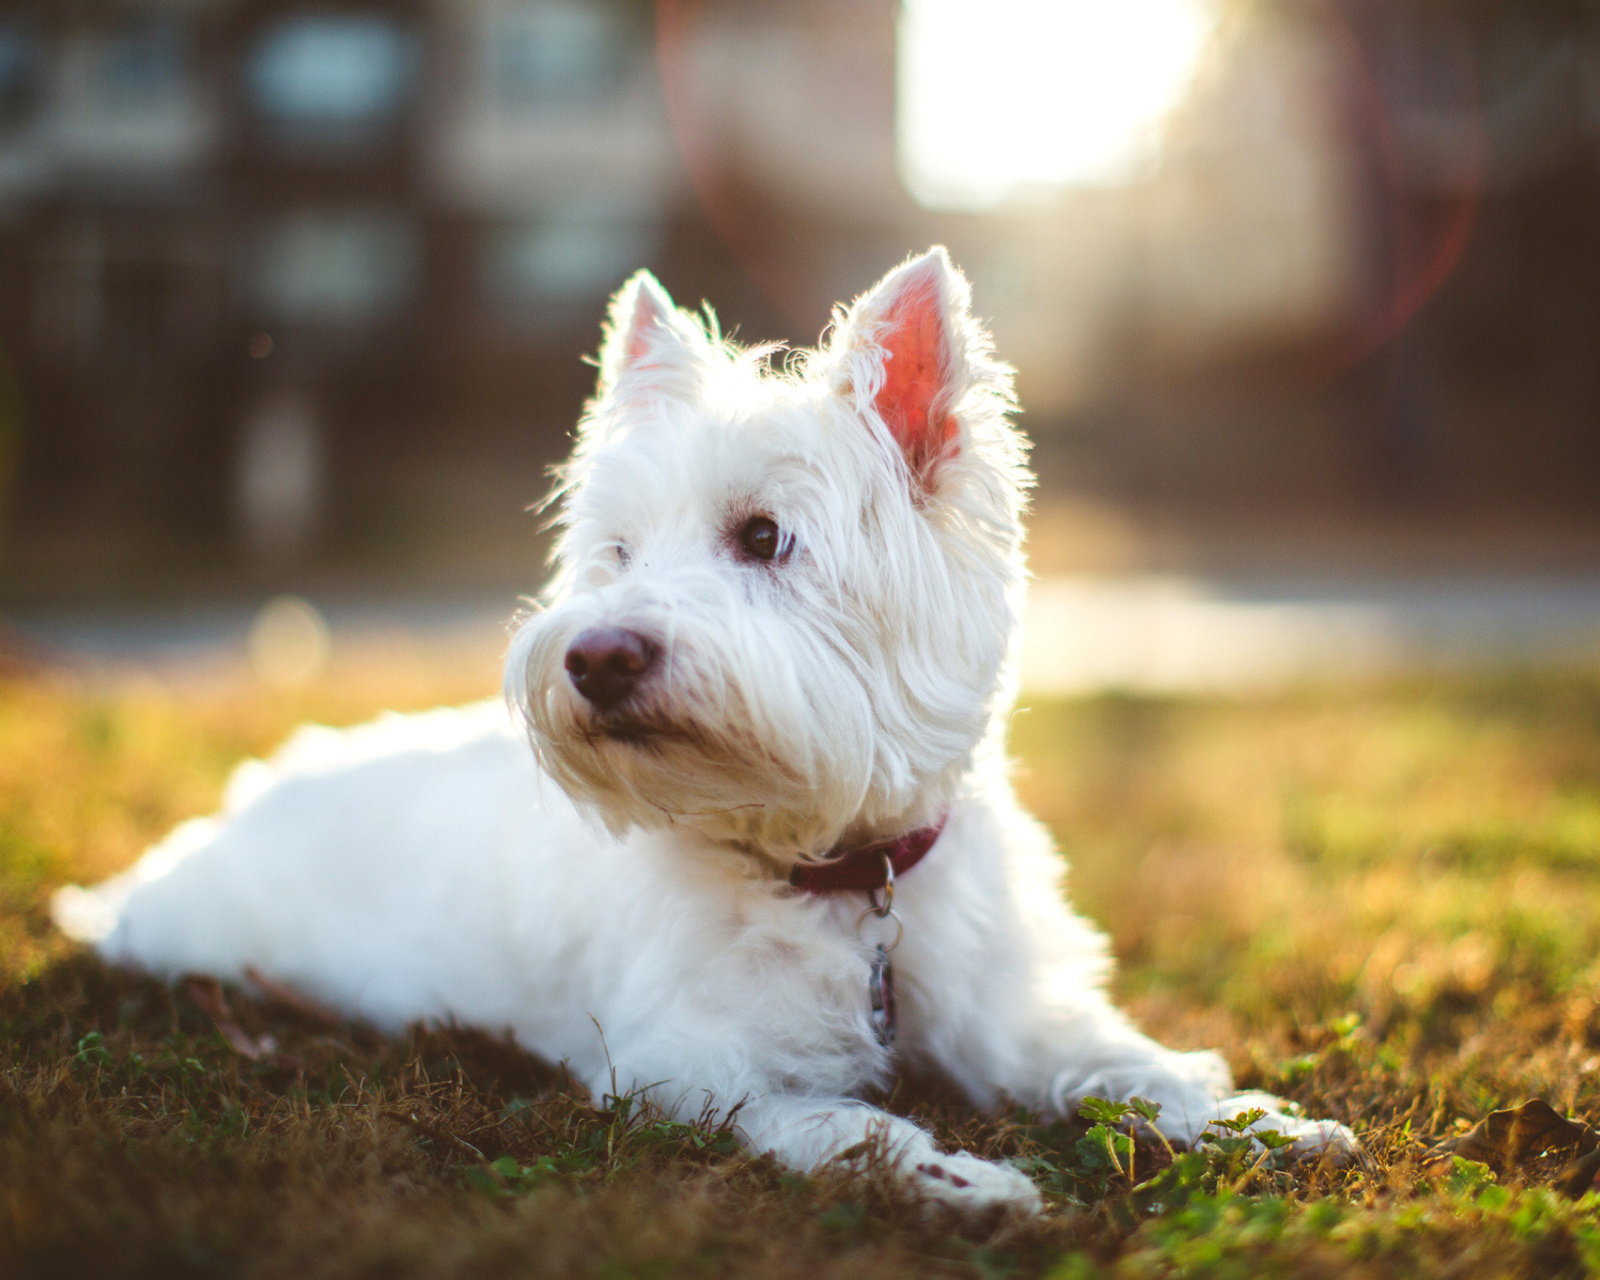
505,606,879,857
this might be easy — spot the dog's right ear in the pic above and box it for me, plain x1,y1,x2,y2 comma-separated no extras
595,270,706,404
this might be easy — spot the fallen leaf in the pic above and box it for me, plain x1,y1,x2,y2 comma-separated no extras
1429,1099,1599,1195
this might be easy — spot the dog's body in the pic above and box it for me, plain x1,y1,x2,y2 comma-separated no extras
55,251,1351,1211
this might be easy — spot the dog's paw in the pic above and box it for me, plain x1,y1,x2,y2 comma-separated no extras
1213,1092,1360,1163
910,1152,1043,1215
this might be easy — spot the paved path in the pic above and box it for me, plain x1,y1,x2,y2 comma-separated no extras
1019,574,1600,693
12,574,1600,695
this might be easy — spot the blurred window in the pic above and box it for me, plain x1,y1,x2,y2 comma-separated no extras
246,211,420,326
0,22,45,132
33,224,224,374
488,2,632,108
100,19,188,107
247,14,419,147
485,213,657,328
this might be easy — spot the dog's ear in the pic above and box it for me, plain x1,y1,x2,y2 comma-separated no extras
837,247,971,482
595,270,705,402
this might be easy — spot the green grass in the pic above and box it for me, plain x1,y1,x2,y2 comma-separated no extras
7,653,1600,1277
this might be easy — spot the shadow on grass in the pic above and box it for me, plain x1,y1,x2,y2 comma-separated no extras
10,952,1599,1279
1,952,1102,1280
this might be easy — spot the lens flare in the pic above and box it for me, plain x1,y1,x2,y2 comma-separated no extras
898,0,1218,209
248,595,331,688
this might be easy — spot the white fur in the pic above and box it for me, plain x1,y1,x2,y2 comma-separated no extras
53,249,1353,1213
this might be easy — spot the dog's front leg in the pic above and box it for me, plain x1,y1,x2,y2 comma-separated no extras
732,1093,1042,1214
1014,1003,1357,1156
904,843,1358,1158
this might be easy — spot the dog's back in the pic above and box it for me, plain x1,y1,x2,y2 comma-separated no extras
56,703,573,1031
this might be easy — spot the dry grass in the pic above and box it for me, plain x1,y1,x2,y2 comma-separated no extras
6,649,1600,1277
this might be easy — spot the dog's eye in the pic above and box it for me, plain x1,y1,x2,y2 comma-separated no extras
615,543,632,568
738,516,781,562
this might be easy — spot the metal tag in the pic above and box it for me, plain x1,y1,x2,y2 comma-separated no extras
868,943,897,1046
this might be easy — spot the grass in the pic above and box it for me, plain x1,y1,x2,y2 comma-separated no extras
7,647,1600,1276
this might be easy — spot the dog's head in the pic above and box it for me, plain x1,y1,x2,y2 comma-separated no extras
506,248,1030,861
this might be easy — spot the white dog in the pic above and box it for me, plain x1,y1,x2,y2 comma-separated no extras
54,249,1353,1212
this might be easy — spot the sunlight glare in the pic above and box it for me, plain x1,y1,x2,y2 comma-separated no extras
898,0,1218,209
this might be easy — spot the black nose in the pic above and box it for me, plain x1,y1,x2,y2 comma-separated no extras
564,627,658,711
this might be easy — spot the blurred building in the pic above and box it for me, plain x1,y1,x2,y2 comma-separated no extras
0,0,695,576
1,0,1598,590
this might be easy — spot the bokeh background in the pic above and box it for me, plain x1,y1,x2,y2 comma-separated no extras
3,0,1600,690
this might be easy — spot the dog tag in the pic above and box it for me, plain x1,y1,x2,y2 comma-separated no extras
868,943,896,1046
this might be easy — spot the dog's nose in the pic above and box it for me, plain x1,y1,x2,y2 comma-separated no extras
564,627,658,711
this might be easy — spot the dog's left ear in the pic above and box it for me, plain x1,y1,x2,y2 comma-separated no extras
836,247,973,483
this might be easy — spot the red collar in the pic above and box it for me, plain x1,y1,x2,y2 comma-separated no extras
788,816,946,893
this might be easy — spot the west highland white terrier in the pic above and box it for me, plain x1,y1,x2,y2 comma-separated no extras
55,249,1354,1212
